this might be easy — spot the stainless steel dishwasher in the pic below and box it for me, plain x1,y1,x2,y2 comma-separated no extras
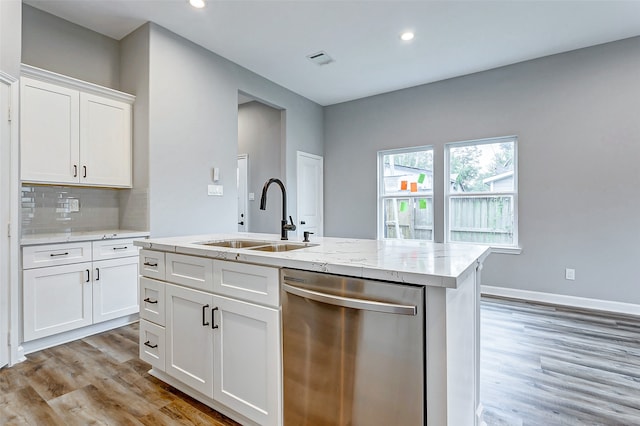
281,268,425,425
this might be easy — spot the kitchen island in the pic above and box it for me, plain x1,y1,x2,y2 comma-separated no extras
134,233,490,426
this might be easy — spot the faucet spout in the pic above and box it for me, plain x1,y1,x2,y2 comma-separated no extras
260,178,296,240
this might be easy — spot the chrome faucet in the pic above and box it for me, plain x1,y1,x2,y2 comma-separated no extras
260,178,296,240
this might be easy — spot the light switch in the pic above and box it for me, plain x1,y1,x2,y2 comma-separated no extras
208,185,223,196
69,199,80,212
249,192,255,201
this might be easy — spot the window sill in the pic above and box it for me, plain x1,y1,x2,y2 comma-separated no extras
490,246,522,255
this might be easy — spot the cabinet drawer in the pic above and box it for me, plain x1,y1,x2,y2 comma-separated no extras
166,253,214,292
140,277,165,326
92,239,138,260
22,242,92,269
139,319,165,371
140,250,165,280
213,260,279,307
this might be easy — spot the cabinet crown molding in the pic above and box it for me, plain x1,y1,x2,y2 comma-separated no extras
20,64,135,104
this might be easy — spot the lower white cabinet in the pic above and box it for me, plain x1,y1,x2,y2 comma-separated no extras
213,294,280,426
140,255,281,426
23,262,93,341
22,238,140,342
92,257,139,322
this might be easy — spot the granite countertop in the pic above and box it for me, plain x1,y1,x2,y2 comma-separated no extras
135,233,491,288
21,229,151,246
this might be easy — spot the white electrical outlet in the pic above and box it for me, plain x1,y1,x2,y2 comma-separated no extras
69,199,80,212
565,268,576,280
207,184,223,196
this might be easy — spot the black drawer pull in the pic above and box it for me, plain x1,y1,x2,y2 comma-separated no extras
113,246,128,250
85,269,90,283
143,262,158,267
73,165,78,177
95,268,100,281
50,252,69,257
143,297,158,304
83,165,87,178
212,307,219,329
202,304,210,326
143,341,158,349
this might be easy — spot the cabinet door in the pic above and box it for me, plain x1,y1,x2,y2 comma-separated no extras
165,283,214,398
92,257,139,323
20,77,80,184
79,93,132,187
213,295,281,426
23,262,93,341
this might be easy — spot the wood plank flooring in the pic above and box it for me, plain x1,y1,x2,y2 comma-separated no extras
481,297,640,426
1,298,639,425
0,322,240,425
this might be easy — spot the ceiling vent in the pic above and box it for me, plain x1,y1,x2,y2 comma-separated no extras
307,51,334,66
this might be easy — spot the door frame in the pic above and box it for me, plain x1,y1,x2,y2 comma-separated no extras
237,154,249,232
296,151,324,237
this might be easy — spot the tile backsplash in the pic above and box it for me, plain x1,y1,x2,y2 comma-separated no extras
22,185,121,235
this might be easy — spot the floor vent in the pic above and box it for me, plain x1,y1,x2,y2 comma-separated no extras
307,51,334,66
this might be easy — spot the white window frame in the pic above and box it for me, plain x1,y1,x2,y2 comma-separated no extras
444,136,519,253
377,145,434,241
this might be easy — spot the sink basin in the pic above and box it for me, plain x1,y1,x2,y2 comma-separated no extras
249,243,314,252
197,239,269,248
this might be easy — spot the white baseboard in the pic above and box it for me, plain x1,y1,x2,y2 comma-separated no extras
481,285,640,317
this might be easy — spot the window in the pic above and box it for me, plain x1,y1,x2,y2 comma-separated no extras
445,136,517,247
378,147,434,240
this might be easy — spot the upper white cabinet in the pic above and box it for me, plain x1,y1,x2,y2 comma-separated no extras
20,65,134,188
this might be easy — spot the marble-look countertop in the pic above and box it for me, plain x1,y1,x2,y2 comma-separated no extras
21,229,150,246
135,233,491,288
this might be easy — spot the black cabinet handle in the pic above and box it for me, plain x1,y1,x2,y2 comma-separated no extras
95,268,100,281
113,246,128,250
143,297,158,304
143,262,157,267
212,307,219,329
83,166,87,178
301,221,306,225
50,252,69,257
143,341,158,349
73,165,78,177
85,269,90,282
202,304,210,326
238,221,244,225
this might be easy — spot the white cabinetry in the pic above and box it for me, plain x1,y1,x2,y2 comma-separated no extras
138,252,281,426
20,65,134,188
22,238,139,342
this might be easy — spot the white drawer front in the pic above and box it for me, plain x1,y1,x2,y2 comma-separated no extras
140,277,165,326
166,253,214,292
92,239,138,260
22,242,92,269
139,319,165,371
139,249,165,280
213,260,279,307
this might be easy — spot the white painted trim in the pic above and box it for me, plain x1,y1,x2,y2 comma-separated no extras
0,71,17,84
20,64,135,103
481,285,640,316
8,79,20,366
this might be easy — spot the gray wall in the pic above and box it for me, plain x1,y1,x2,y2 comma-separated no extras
324,37,640,304
21,4,120,90
238,101,283,234
0,0,21,77
147,24,323,237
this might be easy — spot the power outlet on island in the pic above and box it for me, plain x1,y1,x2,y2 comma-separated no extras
565,268,576,281
69,199,80,212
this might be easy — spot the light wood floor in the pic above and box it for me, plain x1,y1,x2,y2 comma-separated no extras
481,297,640,426
2,298,640,425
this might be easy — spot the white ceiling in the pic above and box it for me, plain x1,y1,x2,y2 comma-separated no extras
23,0,640,106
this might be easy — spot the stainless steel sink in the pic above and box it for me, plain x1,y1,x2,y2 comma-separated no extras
249,243,314,252
197,239,269,248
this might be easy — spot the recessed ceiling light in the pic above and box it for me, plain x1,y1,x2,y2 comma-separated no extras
400,32,415,41
189,0,205,8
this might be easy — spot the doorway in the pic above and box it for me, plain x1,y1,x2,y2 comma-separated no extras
237,93,284,234
237,155,248,232
296,151,324,237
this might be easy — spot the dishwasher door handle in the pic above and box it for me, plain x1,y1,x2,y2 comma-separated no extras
282,283,417,315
